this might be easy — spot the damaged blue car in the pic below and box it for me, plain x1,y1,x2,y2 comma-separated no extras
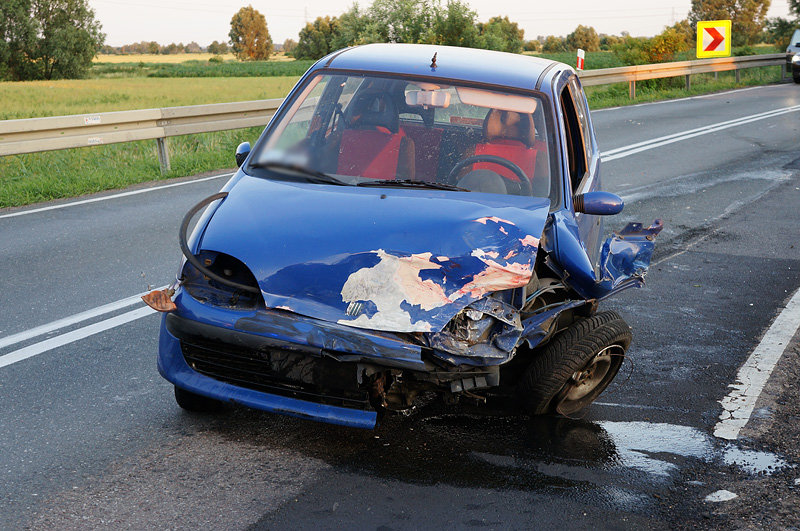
144,43,662,429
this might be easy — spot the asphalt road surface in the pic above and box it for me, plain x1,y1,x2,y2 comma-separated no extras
2,83,799,530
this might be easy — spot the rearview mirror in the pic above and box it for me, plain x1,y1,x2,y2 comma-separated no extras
573,191,624,215
235,142,251,167
405,90,451,108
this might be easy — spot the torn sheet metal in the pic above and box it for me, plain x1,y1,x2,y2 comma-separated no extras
197,176,551,333
545,212,663,300
427,296,524,366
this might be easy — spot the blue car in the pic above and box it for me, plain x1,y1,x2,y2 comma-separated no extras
144,44,662,429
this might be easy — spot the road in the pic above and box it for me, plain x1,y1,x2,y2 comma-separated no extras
1,83,799,529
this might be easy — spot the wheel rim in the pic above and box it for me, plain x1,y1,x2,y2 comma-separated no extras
554,345,624,415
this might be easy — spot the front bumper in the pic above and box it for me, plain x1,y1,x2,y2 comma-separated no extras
157,291,431,429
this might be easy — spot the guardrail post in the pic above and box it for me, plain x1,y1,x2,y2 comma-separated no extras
629,80,636,99
781,64,787,80
156,137,171,174
685,74,691,91
735,69,740,83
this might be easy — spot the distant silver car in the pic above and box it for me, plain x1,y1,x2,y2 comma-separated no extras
787,29,800,83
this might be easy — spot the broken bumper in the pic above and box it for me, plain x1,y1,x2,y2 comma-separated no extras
157,291,430,429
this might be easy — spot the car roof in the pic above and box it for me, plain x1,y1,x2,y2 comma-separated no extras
316,43,567,94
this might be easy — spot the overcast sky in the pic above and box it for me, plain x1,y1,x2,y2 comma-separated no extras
89,0,792,47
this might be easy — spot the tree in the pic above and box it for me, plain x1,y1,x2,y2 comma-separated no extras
0,0,104,81
765,17,797,49
599,34,622,50
365,0,432,44
478,16,524,53
185,41,202,53
208,40,228,55
523,39,542,52
566,25,600,52
330,4,373,49
282,38,298,55
430,0,480,48
542,35,567,53
229,5,272,60
689,0,771,46
294,16,339,60
646,26,690,63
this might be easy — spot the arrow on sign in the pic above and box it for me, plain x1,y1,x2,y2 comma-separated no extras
704,27,724,51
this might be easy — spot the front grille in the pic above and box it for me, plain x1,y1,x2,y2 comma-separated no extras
180,340,371,410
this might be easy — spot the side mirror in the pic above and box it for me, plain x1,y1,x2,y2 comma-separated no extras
235,142,251,167
573,191,624,215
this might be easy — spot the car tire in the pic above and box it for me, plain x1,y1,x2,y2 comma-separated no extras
793,72,800,84
174,386,224,413
517,311,631,416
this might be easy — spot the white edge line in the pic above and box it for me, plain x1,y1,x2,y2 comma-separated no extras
714,287,800,440
0,172,233,220
0,285,166,351
0,306,156,370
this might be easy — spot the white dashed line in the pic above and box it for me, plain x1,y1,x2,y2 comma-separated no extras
0,307,156,370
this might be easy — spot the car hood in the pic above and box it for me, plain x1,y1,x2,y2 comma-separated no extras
198,175,550,333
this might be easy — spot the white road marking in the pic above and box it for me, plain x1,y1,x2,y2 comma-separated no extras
0,287,165,351
602,104,800,161
0,306,156,370
714,286,800,440
0,172,233,220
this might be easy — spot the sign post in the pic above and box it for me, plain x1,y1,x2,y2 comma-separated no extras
576,48,585,70
696,20,732,58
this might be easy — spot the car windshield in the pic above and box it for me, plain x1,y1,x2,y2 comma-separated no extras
247,72,558,200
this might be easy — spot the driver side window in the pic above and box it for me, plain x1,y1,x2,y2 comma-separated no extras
559,84,588,193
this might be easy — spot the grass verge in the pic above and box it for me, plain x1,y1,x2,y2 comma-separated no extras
0,127,263,208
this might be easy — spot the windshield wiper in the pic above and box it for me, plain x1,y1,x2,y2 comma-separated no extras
249,161,350,186
356,179,470,192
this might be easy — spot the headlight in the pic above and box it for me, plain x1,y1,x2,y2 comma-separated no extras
792,55,800,64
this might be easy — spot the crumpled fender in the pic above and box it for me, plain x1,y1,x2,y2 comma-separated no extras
544,212,663,300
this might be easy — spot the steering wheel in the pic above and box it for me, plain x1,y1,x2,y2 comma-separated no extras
446,154,532,196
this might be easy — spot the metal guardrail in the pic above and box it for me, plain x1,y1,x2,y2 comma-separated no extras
0,98,284,171
578,53,787,98
0,54,789,173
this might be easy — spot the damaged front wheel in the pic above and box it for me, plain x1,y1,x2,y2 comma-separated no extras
517,311,631,416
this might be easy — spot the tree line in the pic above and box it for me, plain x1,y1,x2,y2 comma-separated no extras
1,0,797,81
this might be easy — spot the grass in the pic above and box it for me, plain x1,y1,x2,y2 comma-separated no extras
90,59,315,79
0,49,790,209
0,75,300,208
0,127,263,208
0,76,300,120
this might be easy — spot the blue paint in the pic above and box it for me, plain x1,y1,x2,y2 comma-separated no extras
158,317,378,429
198,175,550,332
578,191,624,216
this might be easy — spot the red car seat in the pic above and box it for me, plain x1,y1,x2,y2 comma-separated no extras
472,109,543,185
337,92,415,180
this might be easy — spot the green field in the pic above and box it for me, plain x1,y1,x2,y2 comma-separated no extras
0,49,790,209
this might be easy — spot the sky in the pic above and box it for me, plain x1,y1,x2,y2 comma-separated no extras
89,0,792,47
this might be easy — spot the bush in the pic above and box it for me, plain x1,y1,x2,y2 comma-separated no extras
208,55,224,63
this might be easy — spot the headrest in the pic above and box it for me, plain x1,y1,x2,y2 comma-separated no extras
483,109,536,147
347,92,399,134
